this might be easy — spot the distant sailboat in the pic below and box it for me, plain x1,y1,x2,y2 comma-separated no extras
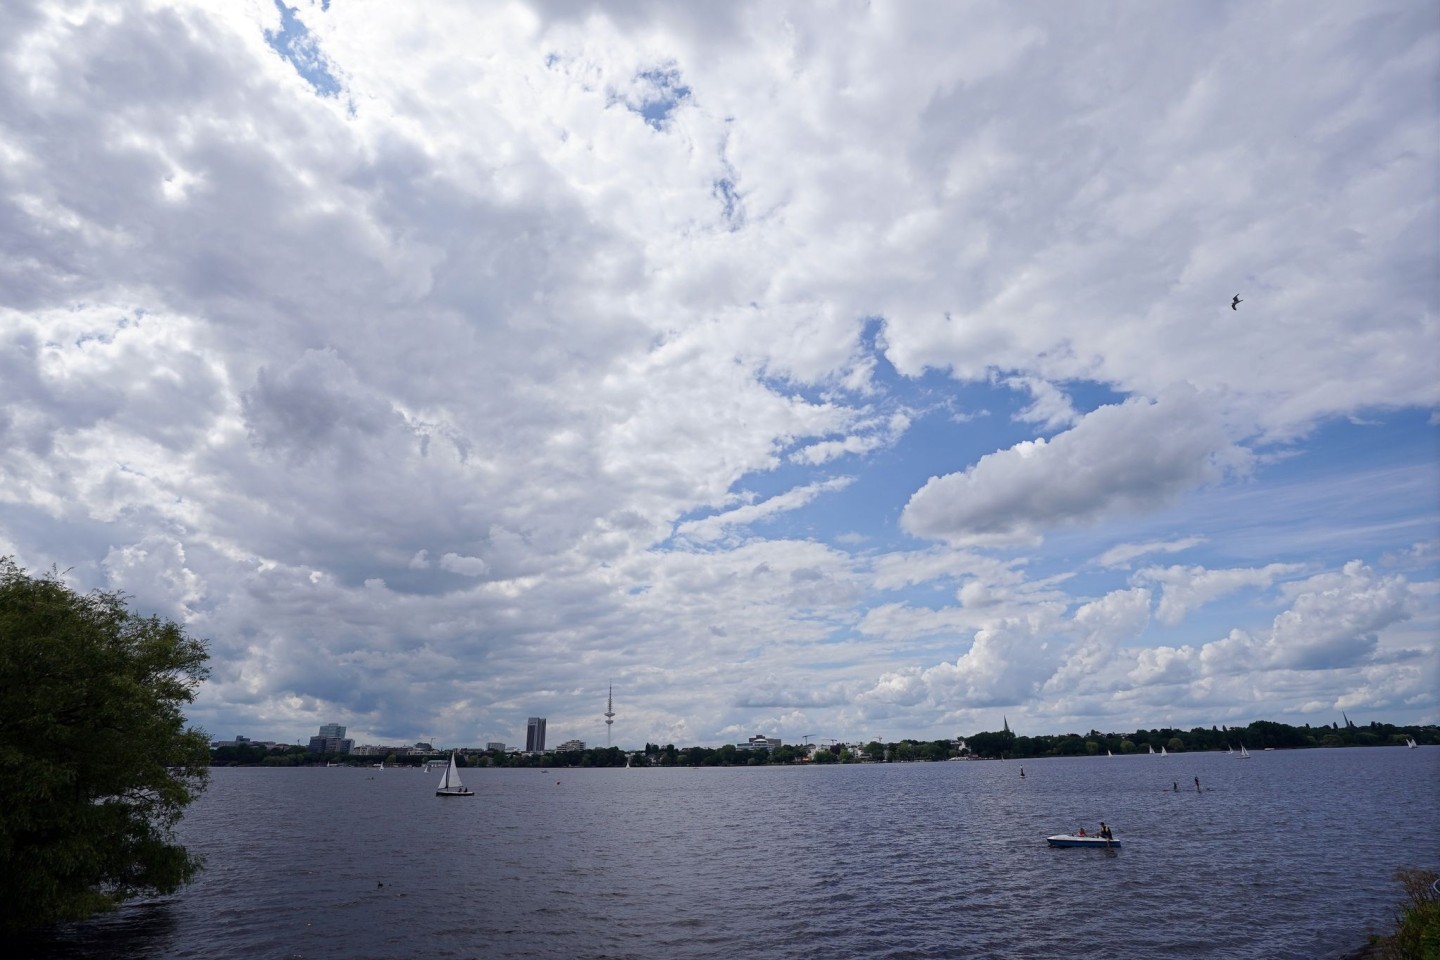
1107,749,1113,757
1237,744,1251,759
435,752,474,797
1405,737,1418,749
1225,744,1233,755
1160,746,1168,757
1147,744,1155,755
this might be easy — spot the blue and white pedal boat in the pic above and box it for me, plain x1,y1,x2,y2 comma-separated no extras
1046,833,1120,848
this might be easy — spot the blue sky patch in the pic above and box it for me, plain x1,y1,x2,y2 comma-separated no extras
629,65,691,130
265,0,341,97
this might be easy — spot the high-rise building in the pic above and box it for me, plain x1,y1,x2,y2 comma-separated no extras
307,736,352,753
308,723,352,754
526,717,547,753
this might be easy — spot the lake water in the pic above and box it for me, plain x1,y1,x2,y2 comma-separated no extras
21,747,1440,960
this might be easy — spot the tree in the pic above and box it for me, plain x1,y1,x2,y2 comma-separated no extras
0,559,211,932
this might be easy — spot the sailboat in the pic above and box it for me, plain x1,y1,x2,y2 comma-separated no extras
1237,743,1251,759
1160,746,1168,757
1405,737,1418,749
1107,749,1113,757
435,751,474,797
1225,744,1233,755
1147,744,1154,755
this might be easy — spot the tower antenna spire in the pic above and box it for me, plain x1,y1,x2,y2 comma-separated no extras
604,683,615,747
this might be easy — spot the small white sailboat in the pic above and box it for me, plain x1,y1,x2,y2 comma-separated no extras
1237,743,1251,759
1405,737,1418,749
1147,744,1154,755
1160,746,1168,757
1225,744,1233,755
1107,749,1113,757
435,751,474,797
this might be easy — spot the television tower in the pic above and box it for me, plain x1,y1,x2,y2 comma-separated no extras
604,684,616,746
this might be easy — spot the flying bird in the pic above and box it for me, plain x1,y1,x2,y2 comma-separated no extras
1231,295,1242,310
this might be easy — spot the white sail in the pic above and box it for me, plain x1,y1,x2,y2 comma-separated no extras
437,752,467,792
1160,746,1167,756
1238,743,1251,758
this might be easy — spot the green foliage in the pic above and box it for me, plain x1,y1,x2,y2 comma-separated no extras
1376,868,1440,960
211,743,271,765
0,559,211,933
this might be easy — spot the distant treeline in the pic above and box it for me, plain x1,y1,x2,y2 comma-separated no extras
960,719,1436,761
210,719,1437,768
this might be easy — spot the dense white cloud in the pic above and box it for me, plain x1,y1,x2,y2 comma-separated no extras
901,386,1250,545
1139,562,1304,627
1268,562,1413,670
1126,562,1417,686
0,0,1435,746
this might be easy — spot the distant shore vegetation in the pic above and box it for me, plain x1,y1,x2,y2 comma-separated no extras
210,718,1438,768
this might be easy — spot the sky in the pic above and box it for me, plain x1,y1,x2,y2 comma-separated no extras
1,0,1437,750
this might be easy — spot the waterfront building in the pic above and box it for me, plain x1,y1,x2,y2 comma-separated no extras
308,723,353,754
486,742,505,752
351,744,419,756
526,717,547,753
736,734,783,750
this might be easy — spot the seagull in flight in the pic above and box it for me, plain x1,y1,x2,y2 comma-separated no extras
1231,295,1242,310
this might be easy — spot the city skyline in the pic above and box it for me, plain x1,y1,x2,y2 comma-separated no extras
219,706,1434,755
0,2,1435,748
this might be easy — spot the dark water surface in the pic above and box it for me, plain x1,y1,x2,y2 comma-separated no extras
24,748,1440,960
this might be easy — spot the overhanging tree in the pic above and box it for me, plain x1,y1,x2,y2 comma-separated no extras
0,558,211,932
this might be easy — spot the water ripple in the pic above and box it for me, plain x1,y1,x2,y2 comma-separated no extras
19,750,1440,960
